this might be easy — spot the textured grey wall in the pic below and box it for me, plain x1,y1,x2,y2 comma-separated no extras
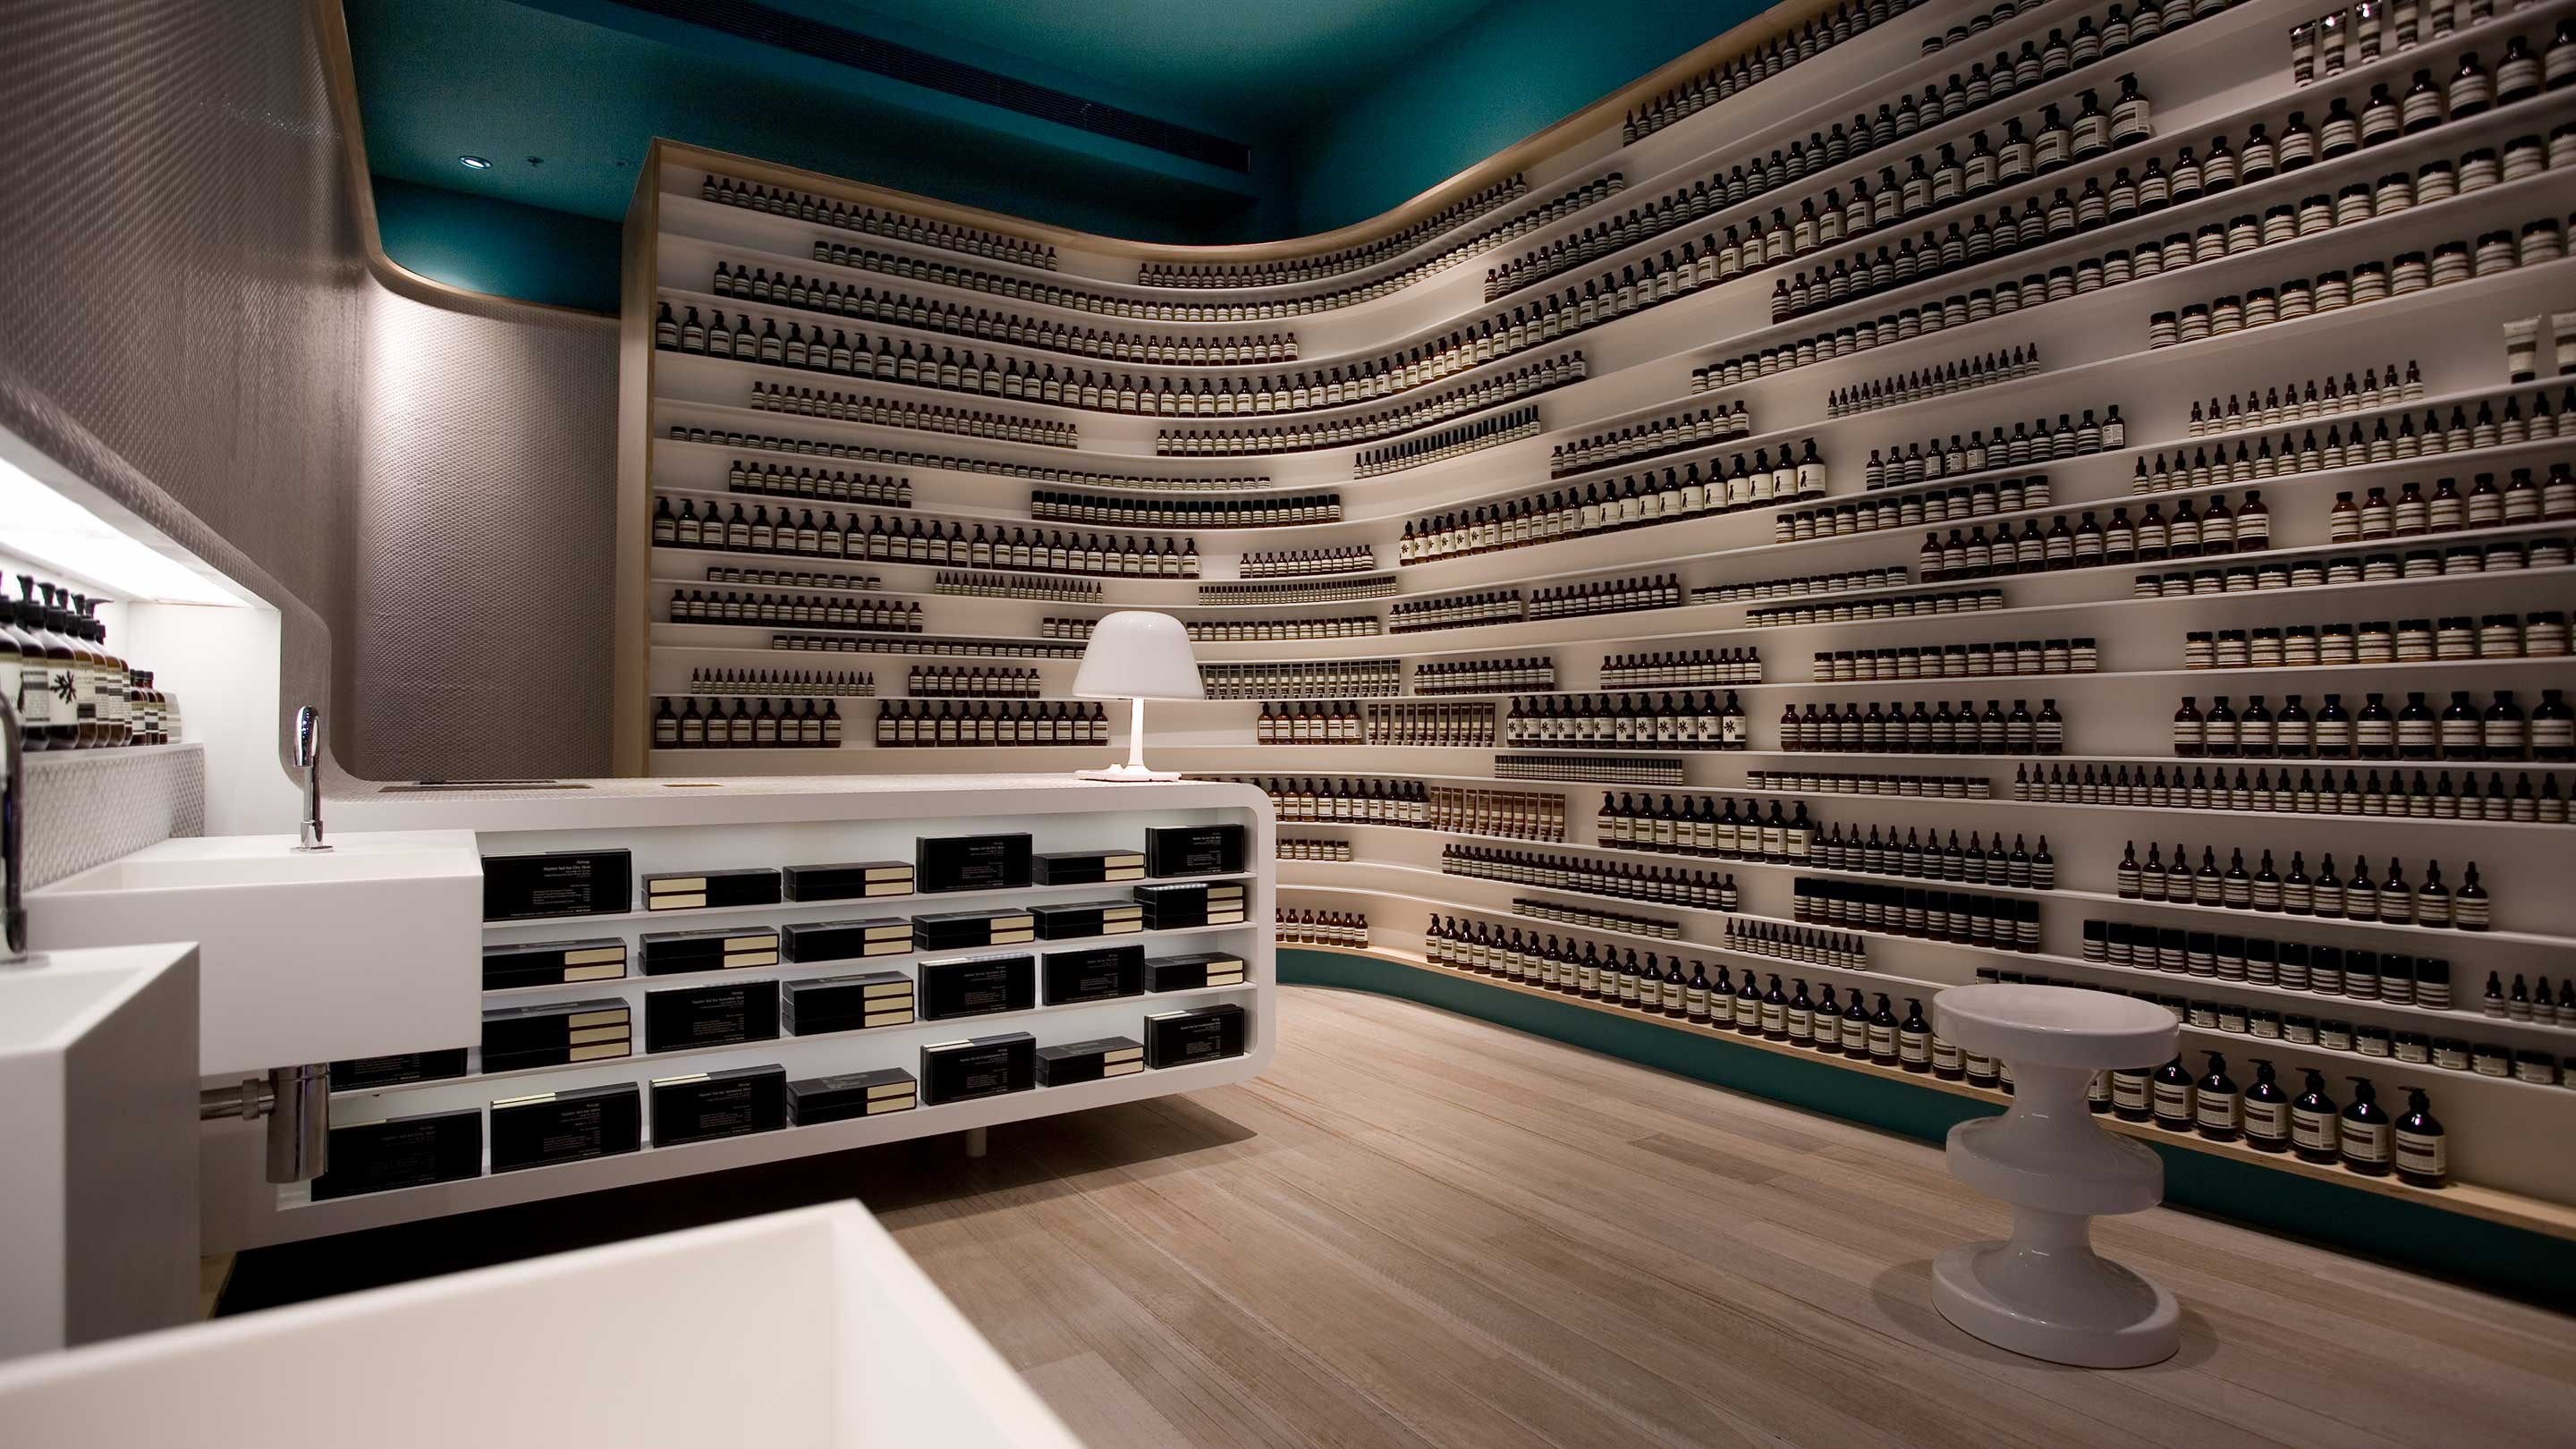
352,289,616,780
0,0,620,783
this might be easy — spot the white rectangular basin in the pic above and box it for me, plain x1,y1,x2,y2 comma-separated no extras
0,944,200,1359
29,832,483,1077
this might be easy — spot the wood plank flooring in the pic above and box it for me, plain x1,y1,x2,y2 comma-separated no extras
221,986,2575,1445
875,987,2576,1449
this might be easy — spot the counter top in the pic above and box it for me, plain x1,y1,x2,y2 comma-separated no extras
335,772,1273,834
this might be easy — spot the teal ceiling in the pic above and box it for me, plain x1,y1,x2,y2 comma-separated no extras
342,0,1752,311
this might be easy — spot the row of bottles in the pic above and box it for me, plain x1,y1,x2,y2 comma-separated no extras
1417,657,1555,694
3,578,177,749
1792,877,2044,950
871,699,1108,747
682,667,873,697
1502,691,1749,749
2114,843,2491,928
2112,1058,2445,1186
2189,361,2424,433
1278,838,1354,862
1030,491,1340,530
1355,406,1542,477
2173,691,2573,761
2182,614,2570,669
1746,583,2004,626
706,261,1288,361
2156,215,2567,350
2148,394,2575,496
700,174,1055,271
2332,466,2576,538
1194,576,1395,608
1599,649,1760,688
1145,175,1525,288
747,379,1077,448
656,496,1201,576
1917,493,2272,581
1276,910,1369,947
1199,660,1402,699
1548,402,1755,476
2014,761,2572,824
1398,445,1827,564
1868,407,2124,487
1157,358,1580,458
1596,793,1814,859
1253,700,1496,747
1513,897,1681,940
907,665,1039,698
722,459,911,507
1777,698,2067,754
1390,590,1523,633
1182,614,1379,642
931,570,1101,603
1623,0,1918,143
1830,346,2039,415
1225,775,1431,826
1810,826,2055,887
1240,546,1376,579
1700,563,1911,603
1815,637,2097,681
1749,768,1995,798
669,589,920,633
653,696,845,749
2086,919,2460,1009
2131,533,2569,598
1771,473,2052,542
1439,844,1740,911
1528,575,1685,621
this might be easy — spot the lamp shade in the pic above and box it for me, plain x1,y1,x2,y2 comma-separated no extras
1070,611,1206,700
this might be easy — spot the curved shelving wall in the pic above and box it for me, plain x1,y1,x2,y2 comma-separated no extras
616,0,2576,1241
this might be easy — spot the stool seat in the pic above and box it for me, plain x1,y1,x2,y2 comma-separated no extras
1927,984,2183,1369
1933,983,2177,1069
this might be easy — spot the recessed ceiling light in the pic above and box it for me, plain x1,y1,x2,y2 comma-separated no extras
458,155,493,169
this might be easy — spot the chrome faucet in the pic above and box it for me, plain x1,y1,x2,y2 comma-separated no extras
2,692,26,961
293,704,330,852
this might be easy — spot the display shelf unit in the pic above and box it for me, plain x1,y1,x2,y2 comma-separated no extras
614,0,2576,1234
199,775,1275,1250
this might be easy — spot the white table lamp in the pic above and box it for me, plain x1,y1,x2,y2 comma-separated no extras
1071,611,1205,781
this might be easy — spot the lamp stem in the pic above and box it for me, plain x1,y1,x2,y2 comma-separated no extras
1128,696,1148,773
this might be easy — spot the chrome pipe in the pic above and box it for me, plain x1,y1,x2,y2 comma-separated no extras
292,704,329,852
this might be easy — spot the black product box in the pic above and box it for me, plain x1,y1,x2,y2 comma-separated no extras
643,868,781,912
480,998,632,1073
482,937,628,990
920,1032,1036,1104
782,971,916,1035
1145,1004,1248,1068
1042,943,1144,1004
1133,881,1248,928
915,908,1036,951
916,833,1032,894
1031,850,1146,886
1145,952,1247,993
787,1068,918,1124
1031,899,1144,940
650,1065,786,1146
784,860,916,902
482,848,631,922
1035,1035,1144,1087
643,982,781,1054
920,953,1036,1020
784,917,914,962
488,1083,642,1173
309,1109,482,1200
329,1048,470,1092
640,926,781,975
1143,825,1243,878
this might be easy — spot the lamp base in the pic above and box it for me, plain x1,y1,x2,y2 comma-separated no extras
1074,764,1183,782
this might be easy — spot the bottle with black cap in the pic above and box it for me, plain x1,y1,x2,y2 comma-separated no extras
2109,1060,2153,1122
1868,994,1900,1065
2291,1070,2340,1164
2340,1077,2394,1176
2394,1086,2449,1188
2149,1056,2195,1131
2242,1060,2291,1152
2194,1053,2241,1141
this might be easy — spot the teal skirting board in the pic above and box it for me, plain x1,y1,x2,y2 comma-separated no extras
1277,948,2576,1309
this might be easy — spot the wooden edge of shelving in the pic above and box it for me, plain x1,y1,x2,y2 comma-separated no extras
1275,941,2576,1243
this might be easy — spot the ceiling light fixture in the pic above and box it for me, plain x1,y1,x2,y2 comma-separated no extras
457,155,493,169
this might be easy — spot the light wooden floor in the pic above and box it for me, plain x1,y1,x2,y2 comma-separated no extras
877,987,2576,1449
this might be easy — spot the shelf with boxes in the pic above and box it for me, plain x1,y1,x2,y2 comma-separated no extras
204,777,1274,1248
615,0,2576,1235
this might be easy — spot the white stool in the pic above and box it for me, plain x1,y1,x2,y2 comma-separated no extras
1929,984,2181,1369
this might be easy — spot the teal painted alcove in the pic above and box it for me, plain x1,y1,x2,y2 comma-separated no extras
1277,947,2576,1310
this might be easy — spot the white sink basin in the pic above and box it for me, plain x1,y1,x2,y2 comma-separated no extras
30,832,482,1077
